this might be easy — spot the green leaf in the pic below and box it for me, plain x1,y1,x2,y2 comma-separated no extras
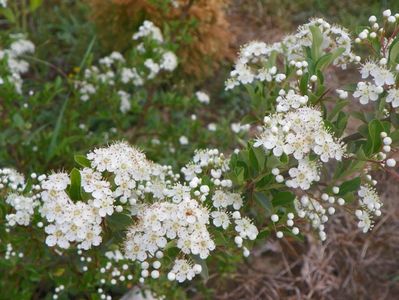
364,119,384,155
338,177,361,196
389,37,399,64
69,168,82,201
328,99,348,121
29,0,43,12
315,47,345,71
272,191,295,207
22,178,33,194
106,213,132,232
254,192,272,215
191,256,209,282
47,95,69,162
249,147,259,174
12,113,25,129
241,114,259,125
257,228,270,240
299,72,309,94
0,8,16,23
74,154,91,168
255,174,273,189
309,25,323,60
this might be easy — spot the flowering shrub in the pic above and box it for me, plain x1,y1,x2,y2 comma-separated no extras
1,5,399,300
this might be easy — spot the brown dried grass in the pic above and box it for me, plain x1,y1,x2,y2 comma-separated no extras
211,171,399,300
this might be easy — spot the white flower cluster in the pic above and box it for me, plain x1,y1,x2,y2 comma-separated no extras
75,20,177,112
353,60,395,105
284,18,358,68
36,142,170,250
276,89,308,112
0,142,257,283
352,11,399,109
0,168,26,191
225,18,357,89
293,187,347,240
5,193,40,226
0,0,7,7
231,122,250,134
0,35,35,93
255,106,345,190
225,54,286,89
132,20,164,43
121,147,257,283
168,259,202,283
3,243,24,260
353,59,399,108
355,185,382,233
40,172,105,250
124,200,214,262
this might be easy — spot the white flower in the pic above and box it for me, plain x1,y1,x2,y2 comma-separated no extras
179,136,189,145
169,259,196,283
118,90,131,114
132,20,163,43
276,89,308,112
144,59,160,79
211,211,230,229
195,91,210,104
358,185,382,213
360,61,377,79
286,158,320,190
207,123,217,131
41,173,70,191
234,217,258,240
386,88,399,108
355,210,372,233
353,82,383,104
370,66,395,86
160,51,178,71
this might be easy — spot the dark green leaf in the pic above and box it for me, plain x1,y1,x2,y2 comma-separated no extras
338,177,361,196
272,191,295,207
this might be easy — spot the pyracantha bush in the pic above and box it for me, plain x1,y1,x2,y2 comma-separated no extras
2,7,399,300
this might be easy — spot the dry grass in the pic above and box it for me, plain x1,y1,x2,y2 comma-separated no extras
209,170,399,300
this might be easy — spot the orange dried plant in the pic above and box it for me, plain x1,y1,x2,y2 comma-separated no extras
87,0,234,79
